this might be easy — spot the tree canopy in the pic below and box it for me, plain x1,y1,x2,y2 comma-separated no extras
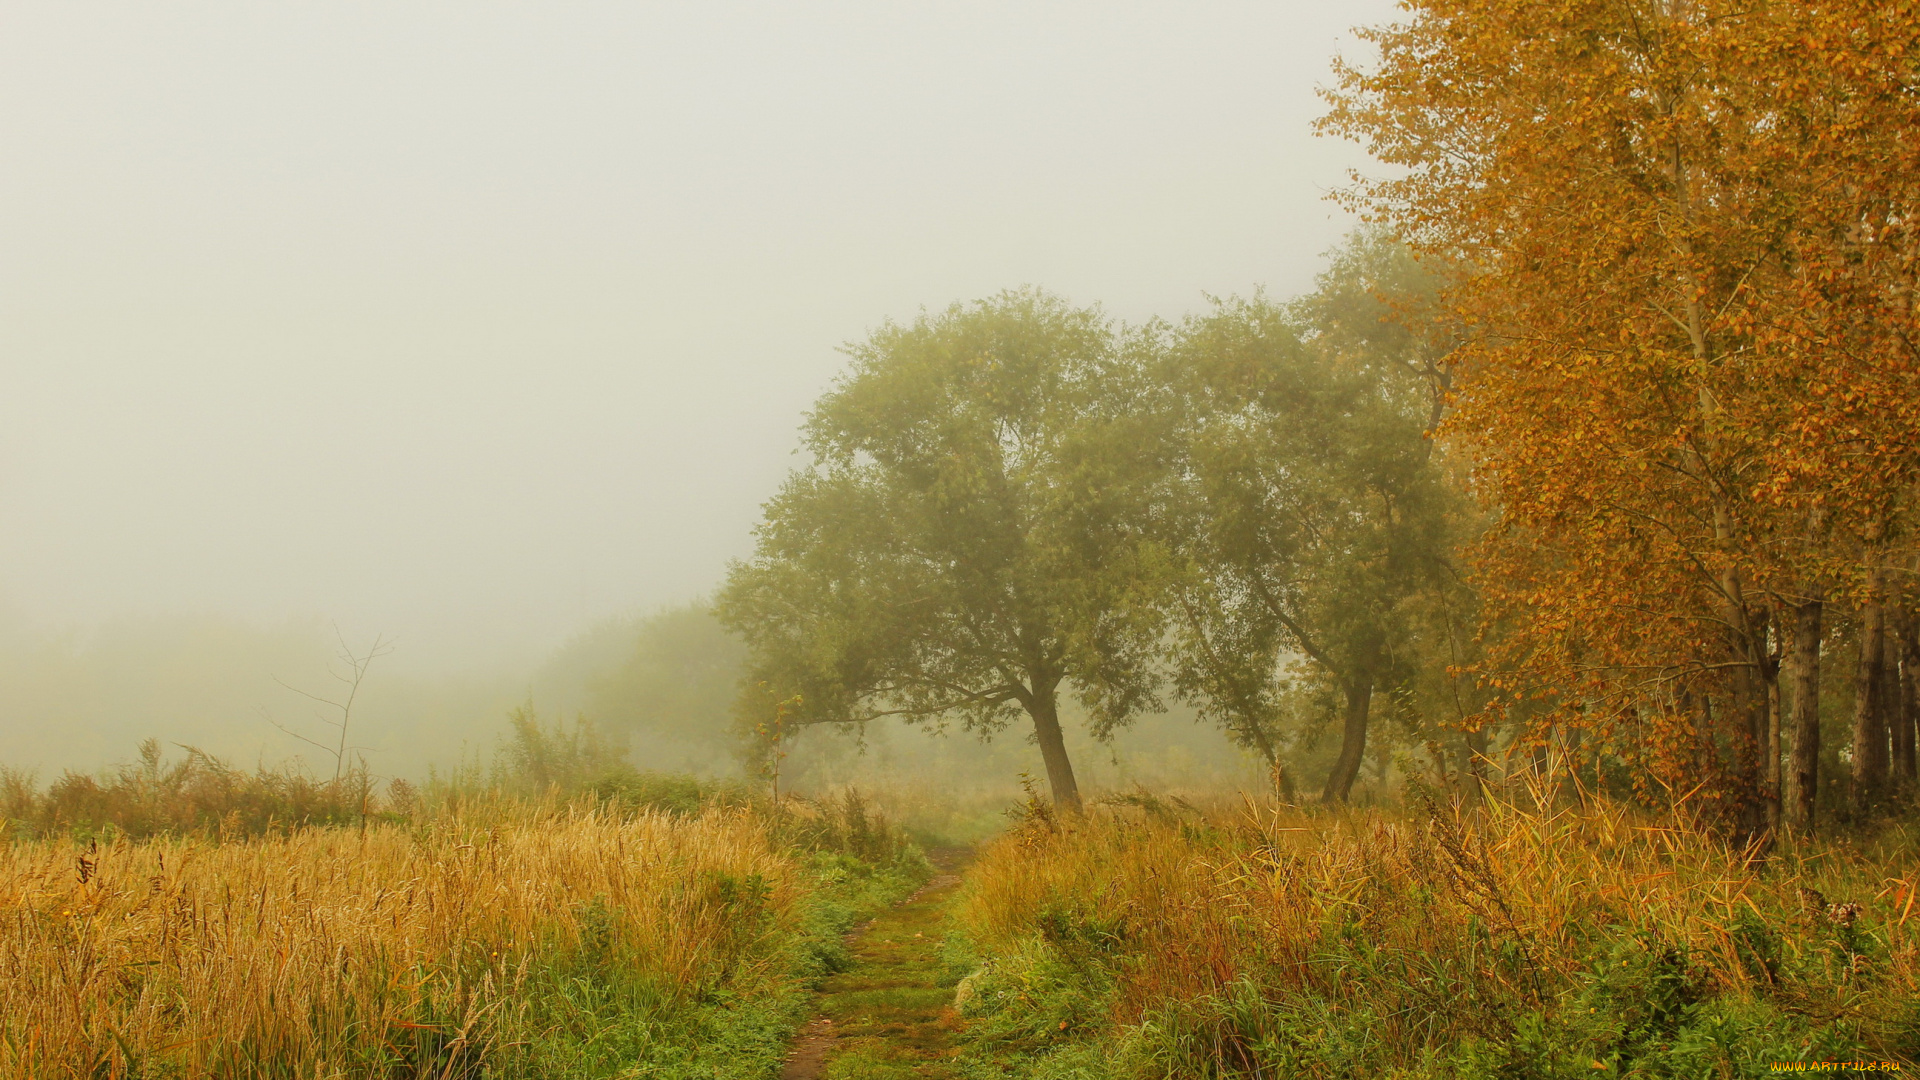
1322,0,1920,826
1163,278,1461,802
716,290,1172,810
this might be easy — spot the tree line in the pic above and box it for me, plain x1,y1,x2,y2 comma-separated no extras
1320,0,1920,833
721,0,1920,830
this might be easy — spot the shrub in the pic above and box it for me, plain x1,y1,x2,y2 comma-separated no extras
4,739,374,841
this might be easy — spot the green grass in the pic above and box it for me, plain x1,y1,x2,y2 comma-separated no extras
810,850,975,1079
521,866,936,1079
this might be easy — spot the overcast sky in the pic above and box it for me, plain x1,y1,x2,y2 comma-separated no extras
0,1,1395,671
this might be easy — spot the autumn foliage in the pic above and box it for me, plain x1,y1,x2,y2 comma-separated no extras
1322,0,1920,826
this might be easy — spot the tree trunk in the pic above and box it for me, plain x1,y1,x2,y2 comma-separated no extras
1321,676,1373,803
1558,724,1585,806
1460,725,1491,805
1025,689,1082,813
1766,655,1782,833
1852,581,1889,816
1696,693,1715,780
1728,628,1772,836
1899,611,1920,786
1237,708,1279,768
1786,593,1823,831
1713,559,1769,834
1272,756,1298,803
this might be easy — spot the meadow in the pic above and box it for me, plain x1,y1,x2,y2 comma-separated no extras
0,742,925,1080
7,737,1920,1079
946,790,1920,1077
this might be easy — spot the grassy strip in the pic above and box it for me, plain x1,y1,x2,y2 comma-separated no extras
509,846,931,1079
812,850,975,1080
947,796,1920,1078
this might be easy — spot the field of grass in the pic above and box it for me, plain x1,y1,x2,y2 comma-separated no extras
945,793,1920,1077
1,781,926,1079
9,735,1920,1079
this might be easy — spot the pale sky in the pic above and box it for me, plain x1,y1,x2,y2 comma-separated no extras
0,1,1395,672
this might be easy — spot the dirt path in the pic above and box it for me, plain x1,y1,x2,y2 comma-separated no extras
779,848,972,1080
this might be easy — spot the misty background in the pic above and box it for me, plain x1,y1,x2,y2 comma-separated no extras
1,1,1389,782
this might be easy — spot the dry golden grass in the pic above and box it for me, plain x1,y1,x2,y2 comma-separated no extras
1,801,804,1078
955,792,1920,1068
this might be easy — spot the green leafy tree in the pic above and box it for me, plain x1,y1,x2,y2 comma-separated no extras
1164,282,1460,802
717,290,1171,810
1295,233,1494,794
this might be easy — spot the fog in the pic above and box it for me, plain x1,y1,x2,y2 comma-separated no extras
1,1,1391,775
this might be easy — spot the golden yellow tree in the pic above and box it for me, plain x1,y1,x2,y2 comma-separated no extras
1323,0,1920,827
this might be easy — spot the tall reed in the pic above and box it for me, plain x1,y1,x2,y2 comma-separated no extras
955,794,1920,1072
2,802,800,1078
